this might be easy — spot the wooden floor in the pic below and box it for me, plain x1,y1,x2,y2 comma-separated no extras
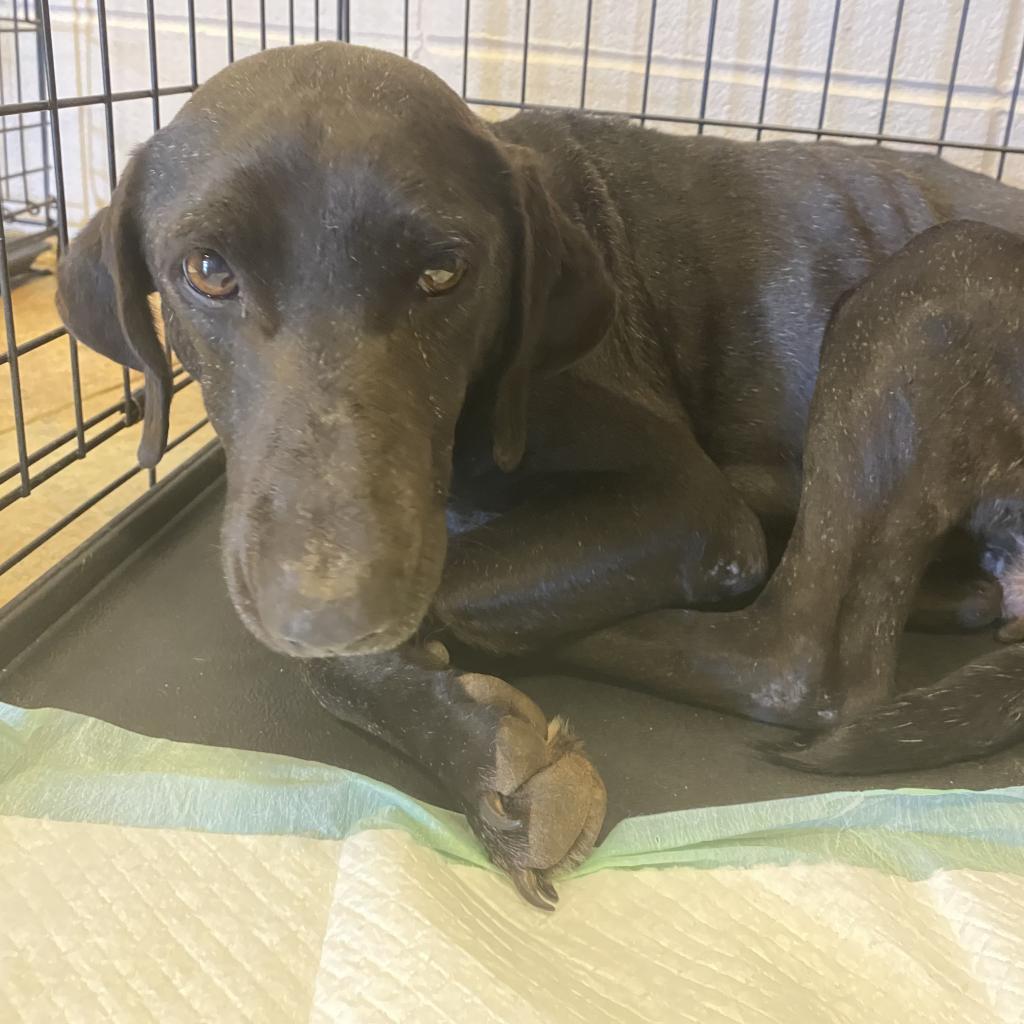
0,248,214,607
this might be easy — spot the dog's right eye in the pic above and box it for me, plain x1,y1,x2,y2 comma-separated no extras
418,254,467,297
183,249,238,299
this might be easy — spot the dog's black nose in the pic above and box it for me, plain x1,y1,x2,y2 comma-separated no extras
250,563,420,658
264,604,373,657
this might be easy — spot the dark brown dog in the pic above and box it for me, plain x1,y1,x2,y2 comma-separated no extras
56,42,1024,908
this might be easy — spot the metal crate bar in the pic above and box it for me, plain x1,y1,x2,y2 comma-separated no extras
518,0,532,107
816,0,847,143
187,0,198,86
579,0,594,109
94,0,134,419
1,0,1022,598
38,0,86,462
697,0,719,135
337,0,349,43
936,0,971,156
0,426,214,578
7,3,31,208
0,372,196,508
0,389,136,489
755,0,780,141
998,28,1024,181
464,95,1024,159
0,324,64,365
0,120,47,139
0,84,194,118
639,0,658,125
877,0,906,142
461,0,470,99
0,211,30,494
143,0,161,486
0,370,194,497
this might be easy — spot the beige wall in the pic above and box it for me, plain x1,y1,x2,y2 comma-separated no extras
33,0,1024,232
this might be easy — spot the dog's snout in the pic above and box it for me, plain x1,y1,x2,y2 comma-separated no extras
248,552,422,657
255,594,385,658
221,403,448,659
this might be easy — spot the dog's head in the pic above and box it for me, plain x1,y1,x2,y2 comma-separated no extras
57,43,614,657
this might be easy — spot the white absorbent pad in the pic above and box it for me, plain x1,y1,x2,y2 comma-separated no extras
2,702,1023,1023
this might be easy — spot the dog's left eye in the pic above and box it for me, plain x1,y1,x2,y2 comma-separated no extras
418,254,466,296
183,249,238,299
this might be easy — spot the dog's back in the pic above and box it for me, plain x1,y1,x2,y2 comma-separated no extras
495,111,1024,467
497,110,1024,248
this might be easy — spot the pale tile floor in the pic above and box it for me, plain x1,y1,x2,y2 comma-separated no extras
0,248,214,607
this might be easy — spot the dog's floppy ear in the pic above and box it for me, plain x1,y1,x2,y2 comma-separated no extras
491,144,616,472
56,151,171,468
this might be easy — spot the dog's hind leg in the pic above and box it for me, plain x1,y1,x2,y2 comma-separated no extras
553,377,976,727
556,223,1024,740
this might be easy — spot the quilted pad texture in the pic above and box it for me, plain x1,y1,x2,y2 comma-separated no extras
2,703,1023,1022
3,817,1024,1023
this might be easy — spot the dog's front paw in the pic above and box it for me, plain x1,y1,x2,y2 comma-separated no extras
455,672,606,911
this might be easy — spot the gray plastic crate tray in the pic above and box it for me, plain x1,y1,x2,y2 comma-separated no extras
1,445,1019,832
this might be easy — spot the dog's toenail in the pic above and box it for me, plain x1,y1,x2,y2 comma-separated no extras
537,876,560,903
479,791,520,830
510,867,557,911
423,640,450,666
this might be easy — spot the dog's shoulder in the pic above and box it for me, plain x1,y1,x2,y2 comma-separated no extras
489,108,729,174
490,108,631,149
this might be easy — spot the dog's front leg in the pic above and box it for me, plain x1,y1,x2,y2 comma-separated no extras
435,464,768,654
303,641,605,909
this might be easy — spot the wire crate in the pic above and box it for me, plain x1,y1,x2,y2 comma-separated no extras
0,0,1022,606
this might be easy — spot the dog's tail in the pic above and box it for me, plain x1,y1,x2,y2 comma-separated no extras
767,644,1024,774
